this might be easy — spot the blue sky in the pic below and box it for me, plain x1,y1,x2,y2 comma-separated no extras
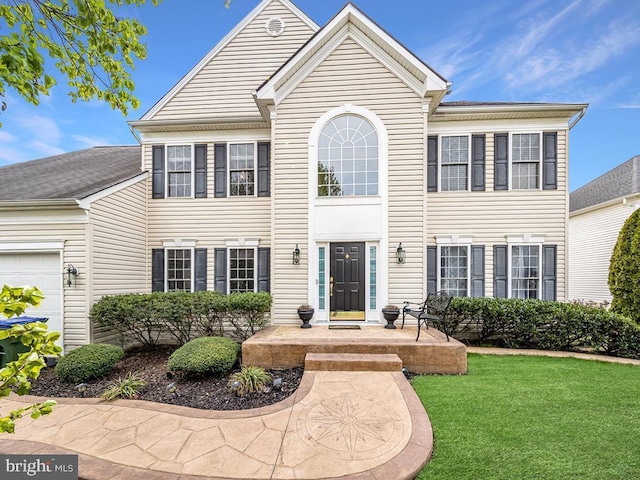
0,0,639,190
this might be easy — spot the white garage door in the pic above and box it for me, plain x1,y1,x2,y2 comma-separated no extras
0,253,63,347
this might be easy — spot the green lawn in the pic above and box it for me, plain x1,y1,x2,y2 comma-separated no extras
413,354,640,480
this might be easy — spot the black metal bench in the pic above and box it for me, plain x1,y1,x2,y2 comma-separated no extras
401,291,452,341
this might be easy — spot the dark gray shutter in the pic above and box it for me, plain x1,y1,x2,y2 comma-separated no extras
214,143,227,198
426,246,437,294
194,248,207,292
214,248,227,293
543,132,557,190
470,245,485,297
152,249,164,292
427,136,438,192
493,245,508,298
257,247,270,292
194,144,207,198
257,142,270,197
542,245,557,301
494,134,508,191
152,146,165,199
471,135,486,191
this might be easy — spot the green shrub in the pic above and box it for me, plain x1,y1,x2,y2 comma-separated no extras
609,208,640,322
447,297,640,360
228,366,272,396
100,372,145,401
167,336,239,375
55,343,124,384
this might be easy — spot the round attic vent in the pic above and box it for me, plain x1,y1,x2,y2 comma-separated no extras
265,17,285,37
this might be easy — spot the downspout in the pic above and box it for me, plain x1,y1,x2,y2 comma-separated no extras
569,106,587,130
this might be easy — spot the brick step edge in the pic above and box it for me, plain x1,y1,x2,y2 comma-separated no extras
304,353,403,371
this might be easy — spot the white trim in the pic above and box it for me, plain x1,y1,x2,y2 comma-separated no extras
0,241,64,252
228,141,258,198
507,243,543,300
141,0,319,120
165,144,195,198
435,235,474,245
227,246,258,294
438,134,471,192
163,239,197,248
506,234,545,244
437,244,471,297
77,173,147,210
164,247,195,293
141,130,271,144
509,132,542,191
224,238,260,247
428,120,569,134
265,16,285,37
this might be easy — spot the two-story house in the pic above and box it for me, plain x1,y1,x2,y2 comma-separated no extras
0,0,586,351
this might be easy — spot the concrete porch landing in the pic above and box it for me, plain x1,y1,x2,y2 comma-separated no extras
243,325,467,374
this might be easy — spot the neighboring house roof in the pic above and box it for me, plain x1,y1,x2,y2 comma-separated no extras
570,155,640,212
0,146,142,201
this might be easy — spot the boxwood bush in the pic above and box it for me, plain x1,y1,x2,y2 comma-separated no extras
446,297,640,360
90,291,271,348
55,343,125,384
167,336,239,376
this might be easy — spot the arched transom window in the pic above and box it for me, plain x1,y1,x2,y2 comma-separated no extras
317,114,378,196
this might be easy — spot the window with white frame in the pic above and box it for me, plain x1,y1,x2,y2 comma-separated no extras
229,248,255,292
167,145,192,197
441,136,469,191
512,133,540,190
440,245,468,296
317,114,378,197
511,245,540,299
167,249,192,292
229,143,255,196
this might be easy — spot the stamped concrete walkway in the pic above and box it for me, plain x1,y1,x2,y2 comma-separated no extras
0,354,432,480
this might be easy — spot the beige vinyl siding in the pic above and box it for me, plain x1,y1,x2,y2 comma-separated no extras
274,37,425,322
143,143,271,291
90,180,148,342
0,221,88,349
569,202,634,303
152,1,315,121
427,130,569,300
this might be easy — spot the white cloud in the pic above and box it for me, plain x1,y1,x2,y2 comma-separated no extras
27,140,65,158
0,131,17,143
71,134,111,149
16,114,62,145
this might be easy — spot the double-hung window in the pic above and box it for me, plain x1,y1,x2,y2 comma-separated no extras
166,248,192,292
167,145,193,197
229,248,255,292
229,143,255,196
511,133,540,190
441,136,469,191
510,245,540,299
440,245,468,296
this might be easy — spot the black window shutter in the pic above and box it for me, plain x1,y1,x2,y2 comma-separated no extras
257,247,270,292
470,245,485,297
494,134,509,191
214,248,227,293
194,248,207,292
543,132,558,190
152,146,165,199
427,136,438,192
542,245,557,301
426,246,437,294
493,245,508,298
152,248,165,292
257,142,270,197
194,144,207,198
471,135,486,191
214,143,227,198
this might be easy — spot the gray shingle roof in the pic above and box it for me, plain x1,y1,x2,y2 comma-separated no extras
0,146,142,201
570,155,640,212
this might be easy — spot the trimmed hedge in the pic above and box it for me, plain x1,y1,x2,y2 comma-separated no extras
55,343,124,384
167,336,239,376
445,297,640,360
90,291,272,348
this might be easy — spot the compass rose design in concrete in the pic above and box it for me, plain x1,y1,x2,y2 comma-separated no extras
297,392,404,461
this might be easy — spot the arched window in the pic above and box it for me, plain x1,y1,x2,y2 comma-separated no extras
317,115,378,196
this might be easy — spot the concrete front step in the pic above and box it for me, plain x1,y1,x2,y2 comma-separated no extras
305,352,403,371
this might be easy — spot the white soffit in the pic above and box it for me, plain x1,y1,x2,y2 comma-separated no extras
256,4,448,104
140,0,319,121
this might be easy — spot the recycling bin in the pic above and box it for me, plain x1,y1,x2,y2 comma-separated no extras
0,317,48,368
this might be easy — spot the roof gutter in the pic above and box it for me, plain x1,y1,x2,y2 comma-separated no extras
0,199,79,210
569,105,588,130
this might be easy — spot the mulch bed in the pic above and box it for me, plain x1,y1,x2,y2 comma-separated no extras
28,347,304,411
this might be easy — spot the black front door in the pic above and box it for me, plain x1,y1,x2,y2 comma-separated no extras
330,242,365,312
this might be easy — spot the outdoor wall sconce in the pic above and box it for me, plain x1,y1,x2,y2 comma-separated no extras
293,244,301,265
396,243,406,264
64,264,79,287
